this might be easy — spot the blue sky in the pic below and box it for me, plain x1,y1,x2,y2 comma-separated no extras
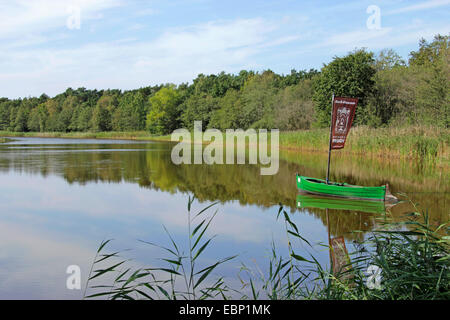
0,0,449,98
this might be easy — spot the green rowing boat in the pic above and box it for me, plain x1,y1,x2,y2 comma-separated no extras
295,95,398,203
296,174,394,202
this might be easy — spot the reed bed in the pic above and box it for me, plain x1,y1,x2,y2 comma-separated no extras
280,126,449,162
84,197,449,300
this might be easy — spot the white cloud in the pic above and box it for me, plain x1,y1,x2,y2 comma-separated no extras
134,7,160,16
325,27,393,50
0,18,288,97
315,21,450,54
256,35,302,49
386,0,450,15
0,0,122,39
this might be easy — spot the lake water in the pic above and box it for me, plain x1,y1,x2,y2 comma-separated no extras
0,137,448,299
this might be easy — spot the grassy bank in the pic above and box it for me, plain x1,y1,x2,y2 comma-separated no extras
280,126,449,162
0,130,172,141
1,125,448,163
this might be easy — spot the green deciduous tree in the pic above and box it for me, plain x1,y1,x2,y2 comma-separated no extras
27,103,48,132
274,79,316,130
209,89,243,130
91,94,115,132
0,99,12,130
14,105,29,132
114,91,147,131
181,93,219,130
146,85,181,135
313,49,376,127
409,35,449,127
240,71,279,129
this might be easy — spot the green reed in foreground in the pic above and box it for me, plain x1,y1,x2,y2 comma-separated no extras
84,196,236,300
84,197,449,300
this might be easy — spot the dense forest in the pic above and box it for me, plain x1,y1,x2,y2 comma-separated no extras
0,34,448,135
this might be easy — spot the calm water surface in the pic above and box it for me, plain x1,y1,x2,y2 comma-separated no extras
0,137,448,299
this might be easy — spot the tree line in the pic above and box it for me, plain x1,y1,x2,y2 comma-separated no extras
0,34,448,135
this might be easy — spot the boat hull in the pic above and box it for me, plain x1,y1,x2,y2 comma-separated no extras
296,175,386,201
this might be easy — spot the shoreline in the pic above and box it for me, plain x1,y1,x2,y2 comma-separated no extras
1,128,448,164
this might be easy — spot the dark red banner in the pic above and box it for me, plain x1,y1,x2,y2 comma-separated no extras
330,97,358,149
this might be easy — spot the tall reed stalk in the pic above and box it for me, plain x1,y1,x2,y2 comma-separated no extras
83,196,236,300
